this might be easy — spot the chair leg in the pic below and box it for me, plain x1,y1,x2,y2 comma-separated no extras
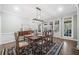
16,48,19,55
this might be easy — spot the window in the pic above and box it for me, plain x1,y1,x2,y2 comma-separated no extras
54,20,59,32
64,17,72,37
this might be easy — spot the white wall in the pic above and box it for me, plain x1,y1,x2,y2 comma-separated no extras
0,10,41,45
73,15,77,39
0,4,2,33
1,11,24,45
0,14,1,33
1,11,41,33
2,12,22,33
77,5,79,48
0,14,1,45
53,17,62,37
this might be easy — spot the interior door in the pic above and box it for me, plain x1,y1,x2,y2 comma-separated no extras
63,17,73,38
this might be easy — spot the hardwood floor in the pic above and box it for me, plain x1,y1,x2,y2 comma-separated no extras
53,37,78,55
0,37,79,55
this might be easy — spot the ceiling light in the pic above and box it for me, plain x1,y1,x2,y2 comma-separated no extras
58,7,63,12
14,6,19,11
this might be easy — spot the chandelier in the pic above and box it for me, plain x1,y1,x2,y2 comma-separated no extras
32,7,44,22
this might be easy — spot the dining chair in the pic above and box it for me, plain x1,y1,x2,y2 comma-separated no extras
14,30,32,55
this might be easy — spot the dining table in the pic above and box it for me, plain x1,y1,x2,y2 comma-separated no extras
24,35,43,41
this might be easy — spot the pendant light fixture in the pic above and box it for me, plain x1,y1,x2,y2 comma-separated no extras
32,7,44,22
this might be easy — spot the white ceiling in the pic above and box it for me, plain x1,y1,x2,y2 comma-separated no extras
0,4,77,21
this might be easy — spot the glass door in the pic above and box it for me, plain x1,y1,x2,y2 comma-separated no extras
64,17,73,38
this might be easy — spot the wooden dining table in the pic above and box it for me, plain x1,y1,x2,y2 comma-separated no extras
24,35,43,41
24,35,53,44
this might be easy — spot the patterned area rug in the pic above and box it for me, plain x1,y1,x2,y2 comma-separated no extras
0,42,63,55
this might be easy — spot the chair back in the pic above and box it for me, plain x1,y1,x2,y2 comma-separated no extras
14,30,32,54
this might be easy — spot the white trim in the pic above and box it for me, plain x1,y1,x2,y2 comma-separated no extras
72,16,74,38
63,16,73,39
54,36,78,41
0,32,15,45
0,14,1,33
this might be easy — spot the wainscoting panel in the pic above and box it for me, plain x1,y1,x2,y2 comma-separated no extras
0,33,15,45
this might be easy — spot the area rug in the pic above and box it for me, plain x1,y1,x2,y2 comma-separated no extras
1,42,63,55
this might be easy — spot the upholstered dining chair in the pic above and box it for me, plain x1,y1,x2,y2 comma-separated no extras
14,30,32,55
